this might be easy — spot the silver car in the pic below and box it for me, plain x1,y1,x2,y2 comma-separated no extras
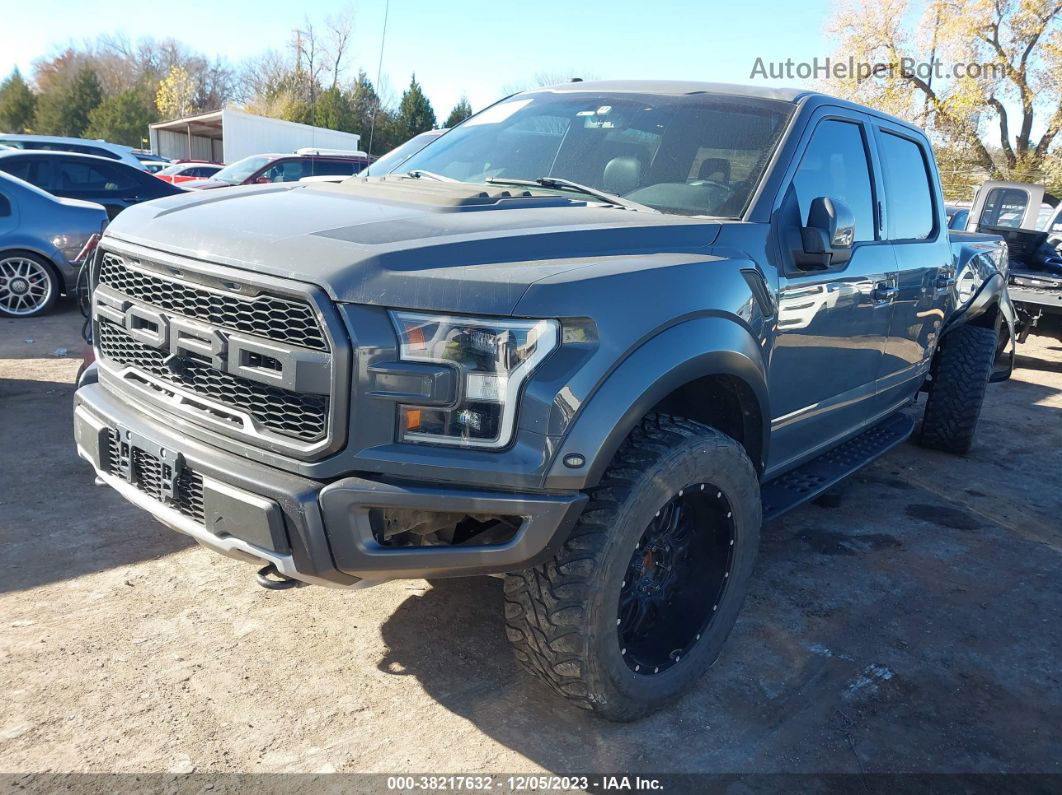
0,172,107,317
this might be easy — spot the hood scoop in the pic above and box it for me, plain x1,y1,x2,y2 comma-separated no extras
313,177,585,212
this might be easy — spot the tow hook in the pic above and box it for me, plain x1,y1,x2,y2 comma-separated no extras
255,563,307,590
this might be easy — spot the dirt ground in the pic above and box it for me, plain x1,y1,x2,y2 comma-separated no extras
2,301,1061,780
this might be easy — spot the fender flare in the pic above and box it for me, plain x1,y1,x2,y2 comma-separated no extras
544,316,770,490
944,272,1009,333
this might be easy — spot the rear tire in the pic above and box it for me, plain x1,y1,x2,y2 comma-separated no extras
0,251,60,318
918,324,998,454
504,414,761,721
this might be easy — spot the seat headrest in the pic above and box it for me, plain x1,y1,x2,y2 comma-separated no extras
698,157,731,183
602,156,642,196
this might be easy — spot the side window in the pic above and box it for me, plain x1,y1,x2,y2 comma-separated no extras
792,120,876,242
312,159,357,177
56,160,136,191
879,132,935,240
81,146,120,160
1,158,53,190
261,159,312,182
979,187,1028,229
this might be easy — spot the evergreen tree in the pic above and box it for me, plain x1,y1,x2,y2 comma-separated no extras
396,74,436,139
0,69,37,133
349,71,380,134
314,86,355,132
35,66,103,137
86,86,159,147
443,96,472,128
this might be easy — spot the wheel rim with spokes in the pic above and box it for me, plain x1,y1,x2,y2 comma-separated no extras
0,257,54,316
617,483,736,675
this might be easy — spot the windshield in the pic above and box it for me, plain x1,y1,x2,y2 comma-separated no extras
365,131,443,176
210,155,273,184
400,91,793,216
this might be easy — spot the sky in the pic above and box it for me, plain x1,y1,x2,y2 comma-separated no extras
1,0,837,116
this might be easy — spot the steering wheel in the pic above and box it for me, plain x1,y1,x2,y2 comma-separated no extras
686,179,734,199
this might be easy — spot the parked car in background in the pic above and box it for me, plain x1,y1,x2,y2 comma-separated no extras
362,130,446,176
0,134,147,171
945,204,970,230
0,151,185,220
0,172,107,317
181,150,369,190
141,161,172,174
155,161,223,184
965,180,1062,339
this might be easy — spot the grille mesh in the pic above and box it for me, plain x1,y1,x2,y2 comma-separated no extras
107,431,205,524
98,253,328,352
98,320,328,442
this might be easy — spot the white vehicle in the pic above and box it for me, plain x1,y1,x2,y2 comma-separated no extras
0,134,146,171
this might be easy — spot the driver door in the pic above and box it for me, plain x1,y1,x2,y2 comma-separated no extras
767,113,895,473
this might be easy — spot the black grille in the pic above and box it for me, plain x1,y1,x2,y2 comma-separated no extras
107,431,205,524
98,253,328,352
98,320,328,442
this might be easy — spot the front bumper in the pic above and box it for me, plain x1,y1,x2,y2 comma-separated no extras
74,383,586,587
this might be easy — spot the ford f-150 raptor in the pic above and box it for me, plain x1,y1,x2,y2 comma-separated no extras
74,81,1016,720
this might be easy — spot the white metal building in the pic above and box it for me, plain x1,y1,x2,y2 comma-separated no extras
149,108,361,163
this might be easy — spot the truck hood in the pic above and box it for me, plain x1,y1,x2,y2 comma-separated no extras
103,179,722,316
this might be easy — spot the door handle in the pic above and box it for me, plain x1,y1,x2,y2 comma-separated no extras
873,283,899,302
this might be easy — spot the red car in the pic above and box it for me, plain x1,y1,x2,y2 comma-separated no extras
181,150,369,190
155,161,223,184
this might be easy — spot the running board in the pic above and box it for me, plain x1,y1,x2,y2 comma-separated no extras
760,412,915,522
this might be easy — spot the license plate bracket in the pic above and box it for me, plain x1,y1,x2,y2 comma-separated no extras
113,424,185,504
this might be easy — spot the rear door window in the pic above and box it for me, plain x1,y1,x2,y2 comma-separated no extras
878,132,935,240
312,159,358,177
56,159,136,192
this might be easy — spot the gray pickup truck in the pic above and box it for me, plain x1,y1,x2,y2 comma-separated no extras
962,180,1062,338
74,81,1016,720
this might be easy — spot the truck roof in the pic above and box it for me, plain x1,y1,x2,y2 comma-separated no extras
533,80,925,135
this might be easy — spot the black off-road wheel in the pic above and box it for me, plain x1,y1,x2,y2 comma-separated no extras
504,414,761,721
918,324,998,454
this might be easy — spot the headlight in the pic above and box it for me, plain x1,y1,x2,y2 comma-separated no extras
390,311,560,448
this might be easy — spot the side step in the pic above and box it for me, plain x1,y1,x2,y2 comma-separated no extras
760,412,915,522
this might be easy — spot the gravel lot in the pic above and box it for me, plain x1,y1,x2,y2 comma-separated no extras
2,301,1061,778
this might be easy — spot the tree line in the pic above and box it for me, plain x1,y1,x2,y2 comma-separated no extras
0,18,474,156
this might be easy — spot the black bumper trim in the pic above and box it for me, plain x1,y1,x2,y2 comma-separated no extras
320,481,587,580
75,382,586,586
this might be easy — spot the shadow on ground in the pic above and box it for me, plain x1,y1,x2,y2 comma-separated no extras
0,374,194,594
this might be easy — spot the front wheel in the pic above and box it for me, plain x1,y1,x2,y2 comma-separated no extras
504,414,761,721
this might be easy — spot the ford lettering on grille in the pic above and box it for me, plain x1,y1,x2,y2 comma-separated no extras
94,289,330,394
92,251,340,452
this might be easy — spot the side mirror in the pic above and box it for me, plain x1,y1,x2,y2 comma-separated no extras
796,196,854,270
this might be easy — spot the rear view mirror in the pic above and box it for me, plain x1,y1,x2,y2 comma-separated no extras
797,196,854,270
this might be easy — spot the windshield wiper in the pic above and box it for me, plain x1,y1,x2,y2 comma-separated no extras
485,176,655,212
406,169,457,182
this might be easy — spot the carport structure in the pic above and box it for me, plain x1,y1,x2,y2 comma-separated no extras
149,108,362,164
